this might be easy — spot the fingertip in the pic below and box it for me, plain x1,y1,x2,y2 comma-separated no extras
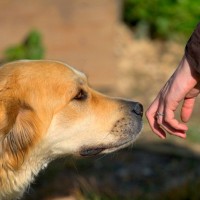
173,131,187,139
167,119,188,131
181,118,188,124
180,133,187,139
181,115,191,124
180,124,188,131
159,134,166,139
154,132,166,139
153,125,166,139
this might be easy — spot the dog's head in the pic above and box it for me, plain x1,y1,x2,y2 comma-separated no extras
0,60,143,171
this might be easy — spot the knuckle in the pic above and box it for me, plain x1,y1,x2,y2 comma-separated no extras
164,97,171,106
164,116,170,123
145,110,150,118
145,109,152,119
157,119,162,125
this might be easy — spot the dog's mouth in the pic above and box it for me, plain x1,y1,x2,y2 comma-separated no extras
79,115,143,157
79,140,134,157
80,147,106,157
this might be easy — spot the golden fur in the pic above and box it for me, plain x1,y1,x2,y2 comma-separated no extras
0,60,143,200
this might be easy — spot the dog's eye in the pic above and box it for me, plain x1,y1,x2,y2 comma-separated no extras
74,89,87,101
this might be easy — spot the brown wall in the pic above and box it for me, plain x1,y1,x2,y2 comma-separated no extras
0,0,122,88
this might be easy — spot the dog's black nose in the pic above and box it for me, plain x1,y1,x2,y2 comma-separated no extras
132,102,143,117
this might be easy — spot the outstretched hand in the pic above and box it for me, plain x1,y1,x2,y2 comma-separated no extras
146,56,200,139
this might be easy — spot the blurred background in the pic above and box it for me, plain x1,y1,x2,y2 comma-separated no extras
1,0,200,199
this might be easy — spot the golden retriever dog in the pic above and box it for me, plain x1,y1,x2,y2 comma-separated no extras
0,60,143,200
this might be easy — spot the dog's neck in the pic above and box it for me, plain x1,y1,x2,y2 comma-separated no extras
0,144,51,200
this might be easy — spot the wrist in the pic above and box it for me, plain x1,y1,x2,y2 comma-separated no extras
183,55,200,82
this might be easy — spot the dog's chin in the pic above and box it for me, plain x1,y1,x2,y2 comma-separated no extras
79,134,141,157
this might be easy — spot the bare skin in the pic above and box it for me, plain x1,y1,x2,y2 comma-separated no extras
146,55,200,139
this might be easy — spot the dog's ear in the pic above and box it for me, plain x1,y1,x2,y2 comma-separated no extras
0,99,41,171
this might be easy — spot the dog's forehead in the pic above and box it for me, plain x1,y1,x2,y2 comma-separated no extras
66,64,86,79
1,60,88,91
9,60,86,80
64,63,87,84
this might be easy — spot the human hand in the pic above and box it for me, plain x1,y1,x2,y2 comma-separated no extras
146,56,200,139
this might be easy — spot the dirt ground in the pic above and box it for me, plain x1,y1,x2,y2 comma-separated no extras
22,143,200,200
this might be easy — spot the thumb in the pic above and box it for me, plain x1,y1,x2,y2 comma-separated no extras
181,98,195,123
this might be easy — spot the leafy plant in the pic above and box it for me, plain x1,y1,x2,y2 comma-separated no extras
186,124,200,143
4,30,44,61
123,0,200,40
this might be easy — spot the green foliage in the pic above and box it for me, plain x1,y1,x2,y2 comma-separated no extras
4,30,44,61
123,0,200,40
186,124,200,143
